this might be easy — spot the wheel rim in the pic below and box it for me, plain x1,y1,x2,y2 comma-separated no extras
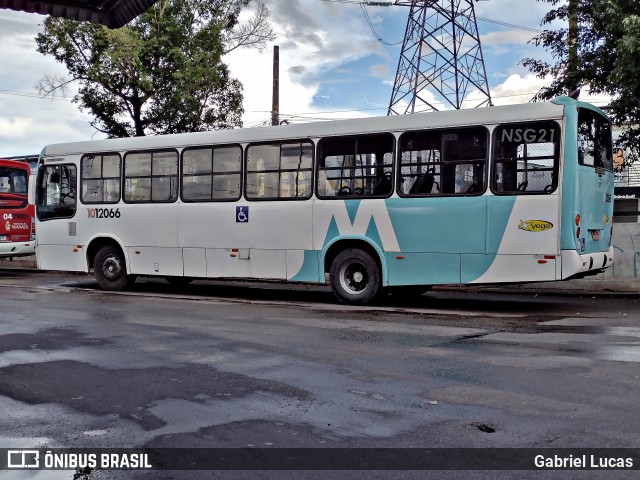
339,260,369,295
101,254,123,282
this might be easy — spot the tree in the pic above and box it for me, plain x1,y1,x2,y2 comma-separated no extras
522,0,640,163
36,0,275,137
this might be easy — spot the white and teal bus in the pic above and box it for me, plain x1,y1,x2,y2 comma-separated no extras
34,96,614,305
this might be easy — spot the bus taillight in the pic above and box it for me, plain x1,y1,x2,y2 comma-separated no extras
31,219,36,241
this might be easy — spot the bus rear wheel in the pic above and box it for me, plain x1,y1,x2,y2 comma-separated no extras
330,249,381,305
94,245,135,291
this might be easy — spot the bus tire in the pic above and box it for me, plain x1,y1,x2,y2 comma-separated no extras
330,248,381,305
94,245,134,291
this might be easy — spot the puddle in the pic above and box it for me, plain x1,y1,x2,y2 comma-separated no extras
0,437,72,479
596,346,640,363
605,327,640,338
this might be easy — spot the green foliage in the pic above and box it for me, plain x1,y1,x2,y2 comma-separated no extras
522,0,640,163
36,0,275,137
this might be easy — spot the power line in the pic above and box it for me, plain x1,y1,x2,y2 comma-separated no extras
245,88,613,124
476,17,542,33
319,0,543,34
360,4,403,45
0,89,73,101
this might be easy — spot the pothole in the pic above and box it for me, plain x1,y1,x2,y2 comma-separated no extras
476,423,496,433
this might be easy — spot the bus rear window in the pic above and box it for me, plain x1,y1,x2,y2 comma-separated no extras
577,109,612,170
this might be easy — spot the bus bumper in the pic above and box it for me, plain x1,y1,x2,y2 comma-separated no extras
0,240,36,259
561,246,614,279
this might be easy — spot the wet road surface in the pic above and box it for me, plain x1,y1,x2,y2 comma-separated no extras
0,270,638,479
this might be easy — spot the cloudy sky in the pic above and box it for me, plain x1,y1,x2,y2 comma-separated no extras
0,0,612,157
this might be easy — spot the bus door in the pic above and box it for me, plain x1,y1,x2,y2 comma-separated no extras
484,121,562,282
178,141,314,279
119,150,182,276
389,128,488,286
35,161,82,270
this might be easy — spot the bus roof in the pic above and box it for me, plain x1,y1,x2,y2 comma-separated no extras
41,99,586,157
0,158,33,170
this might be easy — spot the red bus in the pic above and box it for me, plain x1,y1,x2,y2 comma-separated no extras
0,158,35,259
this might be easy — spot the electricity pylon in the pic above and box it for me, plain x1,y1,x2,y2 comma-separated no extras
388,0,493,114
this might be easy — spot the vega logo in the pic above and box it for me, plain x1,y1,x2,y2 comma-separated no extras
518,220,554,233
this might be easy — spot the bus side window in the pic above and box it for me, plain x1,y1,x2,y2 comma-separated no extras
317,134,393,199
81,153,121,204
492,122,560,195
182,145,242,202
246,141,313,200
124,150,178,203
399,127,486,196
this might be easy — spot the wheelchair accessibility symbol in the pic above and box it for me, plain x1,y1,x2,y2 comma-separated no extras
236,206,249,223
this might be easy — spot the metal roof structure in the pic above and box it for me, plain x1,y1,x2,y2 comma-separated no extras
0,0,158,28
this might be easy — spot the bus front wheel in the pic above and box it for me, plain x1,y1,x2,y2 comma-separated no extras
94,245,135,291
330,249,381,305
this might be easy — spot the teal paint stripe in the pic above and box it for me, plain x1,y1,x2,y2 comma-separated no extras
290,191,518,285
486,196,517,254
345,199,361,224
289,250,322,282
385,197,487,253
461,254,496,283
386,252,460,285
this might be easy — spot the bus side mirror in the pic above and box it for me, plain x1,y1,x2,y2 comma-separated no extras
28,174,36,205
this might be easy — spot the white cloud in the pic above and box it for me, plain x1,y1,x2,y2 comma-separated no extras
489,73,550,105
461,73,552,109
226,47,319,127
368,63,389,79
0,10,100,156
225,0,388,125
462,73,614,110
481,29,538,52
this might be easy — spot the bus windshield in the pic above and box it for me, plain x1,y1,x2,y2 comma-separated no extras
0,166,28,196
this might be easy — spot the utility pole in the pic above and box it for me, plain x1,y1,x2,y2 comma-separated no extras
271,45,280,126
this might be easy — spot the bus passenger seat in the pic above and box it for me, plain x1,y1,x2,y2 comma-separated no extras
409,173,434,195
373,174,392,195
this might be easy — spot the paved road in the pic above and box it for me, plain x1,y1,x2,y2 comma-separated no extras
0,271,638,479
